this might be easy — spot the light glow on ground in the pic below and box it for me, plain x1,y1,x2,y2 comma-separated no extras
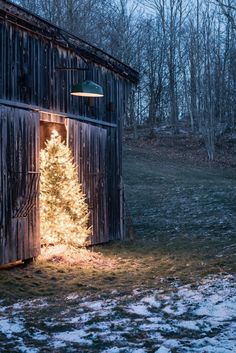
38,245,118,269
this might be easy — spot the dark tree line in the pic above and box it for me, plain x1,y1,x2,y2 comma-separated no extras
14,0,236,159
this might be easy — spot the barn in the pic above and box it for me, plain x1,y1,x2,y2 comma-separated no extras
0,0,138,265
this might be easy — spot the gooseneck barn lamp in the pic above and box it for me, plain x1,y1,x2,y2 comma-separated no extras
56,66,104,98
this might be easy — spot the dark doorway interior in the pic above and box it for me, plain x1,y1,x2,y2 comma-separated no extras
40,121,67,150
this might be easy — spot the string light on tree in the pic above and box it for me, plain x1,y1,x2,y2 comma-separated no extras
40,130,91,247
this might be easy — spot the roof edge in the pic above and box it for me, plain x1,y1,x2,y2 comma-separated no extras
0,0,139,84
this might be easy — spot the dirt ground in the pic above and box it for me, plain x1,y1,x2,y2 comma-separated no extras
0,139,235,352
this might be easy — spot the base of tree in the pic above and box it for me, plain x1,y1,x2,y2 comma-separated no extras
38,244,117,268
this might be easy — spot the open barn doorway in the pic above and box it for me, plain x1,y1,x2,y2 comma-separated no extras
39,115,91,249
39,113,109,251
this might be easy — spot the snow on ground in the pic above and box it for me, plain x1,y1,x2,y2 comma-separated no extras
0,275,235,352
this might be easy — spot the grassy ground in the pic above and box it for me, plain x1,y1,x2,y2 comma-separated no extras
0,143,235,303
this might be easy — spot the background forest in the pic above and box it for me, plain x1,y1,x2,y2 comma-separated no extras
13,0,236,160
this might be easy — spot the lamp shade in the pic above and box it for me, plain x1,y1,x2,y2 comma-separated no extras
71,80,104,97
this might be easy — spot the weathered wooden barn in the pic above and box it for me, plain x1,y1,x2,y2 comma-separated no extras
0,0,138,265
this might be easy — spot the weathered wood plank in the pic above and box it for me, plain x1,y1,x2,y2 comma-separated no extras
0,99,118,128
69,120,109,245
0,12,133,124
0,106,40,265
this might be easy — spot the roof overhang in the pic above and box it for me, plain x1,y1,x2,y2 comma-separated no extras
0,0,139,84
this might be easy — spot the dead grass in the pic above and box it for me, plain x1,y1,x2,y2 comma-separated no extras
0,142,235,304
124,128,236,167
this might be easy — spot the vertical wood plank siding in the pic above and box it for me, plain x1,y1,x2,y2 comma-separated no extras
0,2,137,264
0,106,40,265
0,19,132,124
69,120,109,245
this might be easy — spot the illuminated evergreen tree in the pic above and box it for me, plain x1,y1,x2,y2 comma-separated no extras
40,130,91,247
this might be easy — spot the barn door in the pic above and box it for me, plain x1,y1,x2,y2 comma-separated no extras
69,120,109,244
0,106,40,265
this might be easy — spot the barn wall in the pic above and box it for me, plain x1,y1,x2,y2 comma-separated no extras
0,2,137,254
0,105,40,265
0,17,131,126
0,12,131,241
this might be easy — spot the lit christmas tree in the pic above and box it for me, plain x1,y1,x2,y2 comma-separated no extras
40,130,91,247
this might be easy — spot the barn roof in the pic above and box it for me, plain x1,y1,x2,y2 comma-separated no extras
0,0,139,84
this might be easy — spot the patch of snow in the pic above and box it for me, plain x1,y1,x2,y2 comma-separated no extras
12,303,24,310
88,322,111,331
100,333,124,343
111,289,118,294
139,323,161,331
81,300,104,311
164,339,180,348
126,303,151,316
155,347,171,353
177,286,203,301
162,302,186,316
0,306,7,313
176,320,200,331
54,329,93,345
43,319,56,327
64,312,92,324
31,330,48,341
101,348,121,353
185,328,236,353
195,299,235,320
112,318,131,325
1,275,235,353
54,328,87,340
81,299,116,313
147,316,162,324
0,318,25,338
155,323,177,333
18,343,39,353
66,293,79,300
146,331,164,341
12,298,48,311
141,295,161,308
53,340,67,349
158,294,171,301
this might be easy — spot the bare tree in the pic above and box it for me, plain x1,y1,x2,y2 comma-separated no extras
141,0,189,132
142,18,164,125
12,0,236,159
214,0,236,29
